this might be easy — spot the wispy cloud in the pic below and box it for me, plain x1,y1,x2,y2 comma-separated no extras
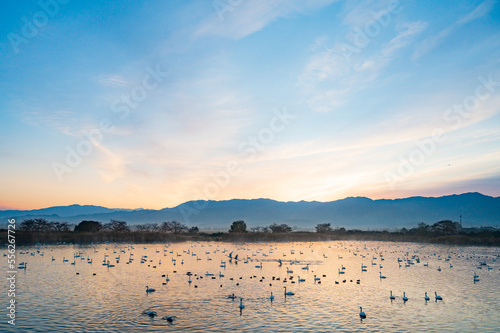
413,0,496,59
194,0,338,40
341,0,399,28
21,109,80,136
97,75,129,87
299,17,426,113
356,20,427,73
457,0,496,25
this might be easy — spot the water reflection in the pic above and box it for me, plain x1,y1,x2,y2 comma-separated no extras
0,241,499,332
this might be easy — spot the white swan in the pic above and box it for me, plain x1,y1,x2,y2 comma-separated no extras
284,287,294,296
227,293,237,299
146,286,155,293
379,272,386,279
239,298,245,309
390,291,395,300
425,292,430,301
402,292,408,302
298,276,305,282
166,274,170,282
435,292,442,300
359,307,366,319
270,292,274,300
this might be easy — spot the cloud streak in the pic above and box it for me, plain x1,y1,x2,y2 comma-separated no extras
194,0,339,40
413,0,496,59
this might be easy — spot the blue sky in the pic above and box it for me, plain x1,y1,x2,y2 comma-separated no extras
1,0,499,210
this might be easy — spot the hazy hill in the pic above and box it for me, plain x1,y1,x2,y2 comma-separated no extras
1,193,498,230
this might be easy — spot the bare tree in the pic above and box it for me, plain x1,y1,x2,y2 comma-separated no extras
136,223,160,232
103,220,130,232
269,223,292,233
160,221,188,234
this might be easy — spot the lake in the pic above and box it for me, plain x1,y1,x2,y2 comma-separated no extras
1,241,499,332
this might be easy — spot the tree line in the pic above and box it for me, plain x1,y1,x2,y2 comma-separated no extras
9,217,498,246
19,218,199,234
17,218,492,236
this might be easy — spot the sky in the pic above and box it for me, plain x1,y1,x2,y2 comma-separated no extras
1,0,499,210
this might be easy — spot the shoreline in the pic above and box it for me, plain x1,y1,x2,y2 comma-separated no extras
3,230,499,247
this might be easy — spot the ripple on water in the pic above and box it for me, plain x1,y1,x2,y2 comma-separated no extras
0,242,498,332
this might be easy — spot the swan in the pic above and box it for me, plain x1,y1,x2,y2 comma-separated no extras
144,310,156,317
162,316,175,323
338,268,345,274
435,292,442,300
18,263,27,269
146,286,155,293
166,274,170,282
390,291,395,300
227,293,237,299
437,266,441,272
270,292,274,301
359,307,366,319
239,298,245,309
402,292,408,302
284,287,294,296
314,275,320,281
298,276,305,282
425,292,430,301
379,272,386,279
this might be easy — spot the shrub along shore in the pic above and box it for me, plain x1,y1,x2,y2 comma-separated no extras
2,218,499,246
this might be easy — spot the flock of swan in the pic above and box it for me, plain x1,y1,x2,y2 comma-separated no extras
11,240,498,326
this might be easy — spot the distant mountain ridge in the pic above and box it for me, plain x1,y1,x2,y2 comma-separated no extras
0,204,135,218
1,193,498,230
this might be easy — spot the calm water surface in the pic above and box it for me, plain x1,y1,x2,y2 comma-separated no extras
1,241,499,332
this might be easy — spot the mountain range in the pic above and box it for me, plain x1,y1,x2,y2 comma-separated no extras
1,192,498,230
